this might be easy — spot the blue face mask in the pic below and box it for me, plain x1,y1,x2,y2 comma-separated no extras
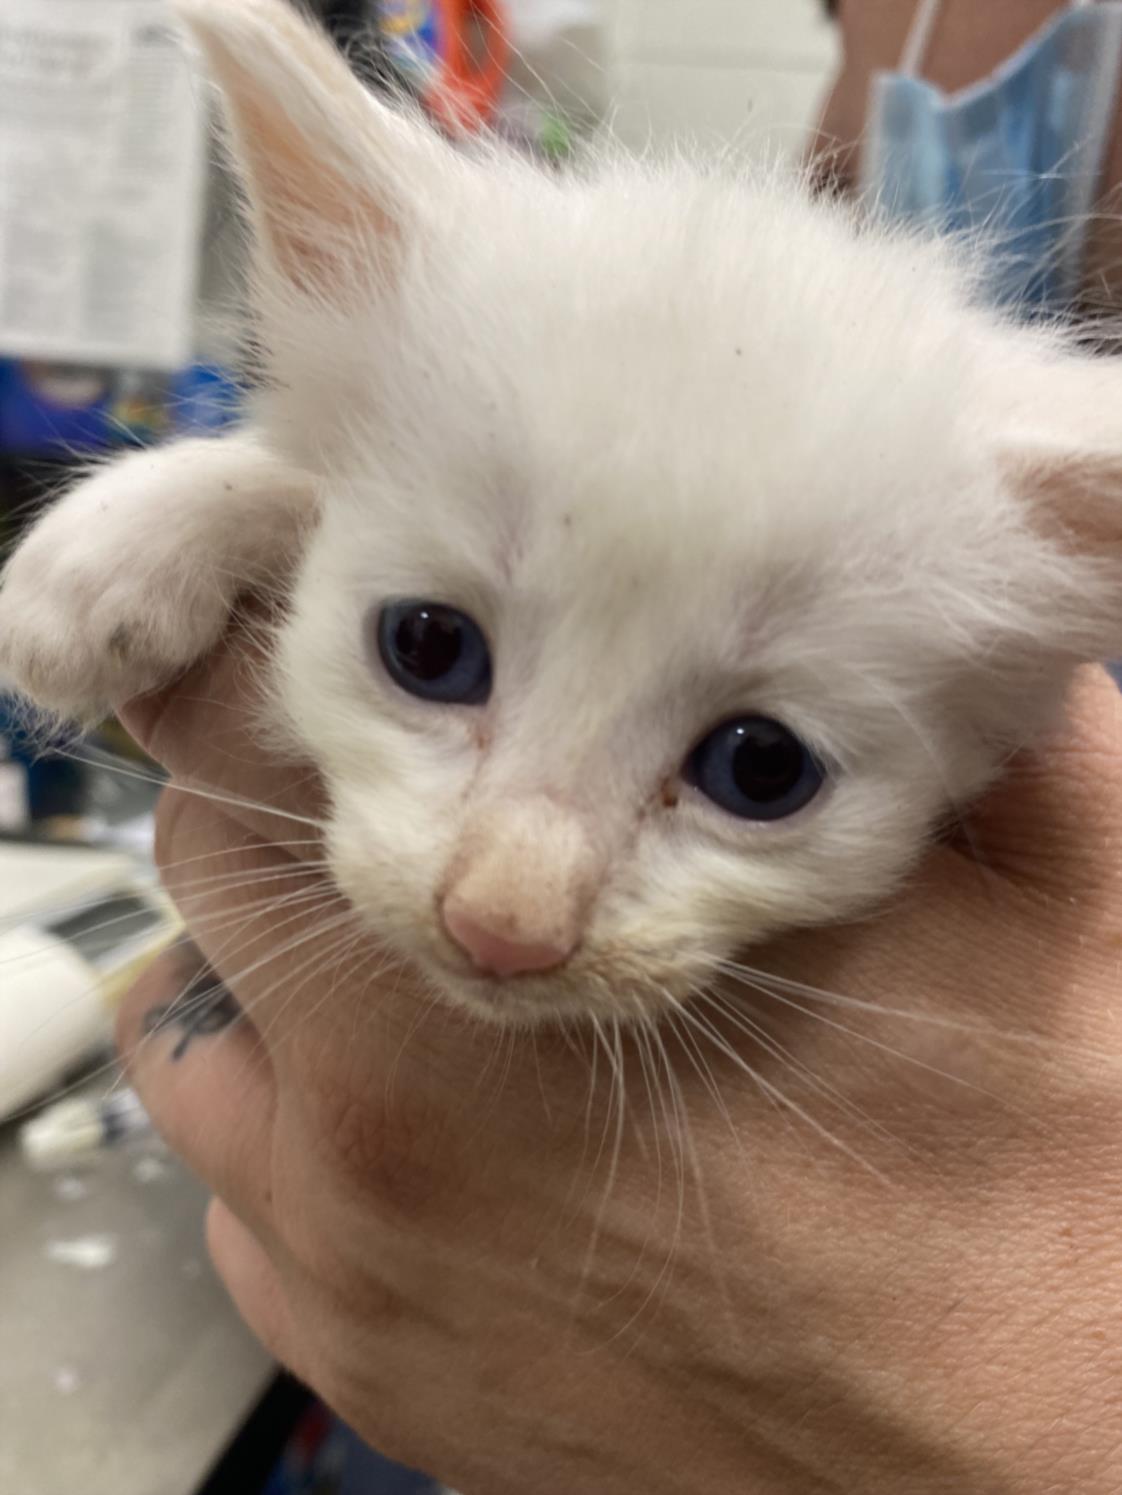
860,0,1122,315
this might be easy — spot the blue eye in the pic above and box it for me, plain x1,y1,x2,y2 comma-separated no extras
374,600,492,705
686,716,824,821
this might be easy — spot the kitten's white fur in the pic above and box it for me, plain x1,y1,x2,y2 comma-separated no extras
2,0,1121,1027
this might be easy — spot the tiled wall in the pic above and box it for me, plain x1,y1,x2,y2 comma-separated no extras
604,0,840,160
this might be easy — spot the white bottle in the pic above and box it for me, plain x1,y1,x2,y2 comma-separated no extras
0,843,179,1122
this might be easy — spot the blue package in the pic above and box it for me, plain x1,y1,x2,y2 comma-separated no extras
0,358,242,456
0,360,117,456
0,359,171,456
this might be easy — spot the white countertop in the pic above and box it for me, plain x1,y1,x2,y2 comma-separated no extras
0,1084,274,1495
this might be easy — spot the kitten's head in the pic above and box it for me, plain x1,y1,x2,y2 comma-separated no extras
181,0,1122,1026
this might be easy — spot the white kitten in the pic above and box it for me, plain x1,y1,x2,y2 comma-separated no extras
2,0,1120,1028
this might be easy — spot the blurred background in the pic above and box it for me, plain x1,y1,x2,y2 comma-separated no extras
609,0,836,154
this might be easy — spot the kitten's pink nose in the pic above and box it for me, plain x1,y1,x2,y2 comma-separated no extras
441,903,572,978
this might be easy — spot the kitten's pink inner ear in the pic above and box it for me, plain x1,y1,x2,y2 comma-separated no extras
215,69,390,290
178,0,399,292
1005,450,1122,554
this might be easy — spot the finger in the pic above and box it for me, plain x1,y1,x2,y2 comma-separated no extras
206,1198,297,1370
120,614,327,847
117,941,278,1233
154,790,392,1056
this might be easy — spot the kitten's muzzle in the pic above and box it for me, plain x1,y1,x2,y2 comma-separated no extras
441,903,572,977
437,796,598,981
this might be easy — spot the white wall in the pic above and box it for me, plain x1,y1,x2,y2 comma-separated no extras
604,0,840,160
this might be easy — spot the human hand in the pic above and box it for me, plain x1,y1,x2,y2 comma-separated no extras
117,632,1122,1494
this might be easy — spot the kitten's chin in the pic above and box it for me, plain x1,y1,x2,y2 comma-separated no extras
417,956,671,1030
421,963,594,1029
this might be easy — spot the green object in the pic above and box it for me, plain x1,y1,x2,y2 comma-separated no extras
539,110,573,163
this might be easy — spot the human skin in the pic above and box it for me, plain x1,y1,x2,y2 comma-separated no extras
117,633,1122,1494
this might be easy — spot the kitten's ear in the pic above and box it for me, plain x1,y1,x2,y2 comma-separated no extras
1001,353,1122,555
175,0,439,295
1003,440,1122,658
1005,447,1122,555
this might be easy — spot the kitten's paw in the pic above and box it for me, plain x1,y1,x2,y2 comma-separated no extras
0,494,231,721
